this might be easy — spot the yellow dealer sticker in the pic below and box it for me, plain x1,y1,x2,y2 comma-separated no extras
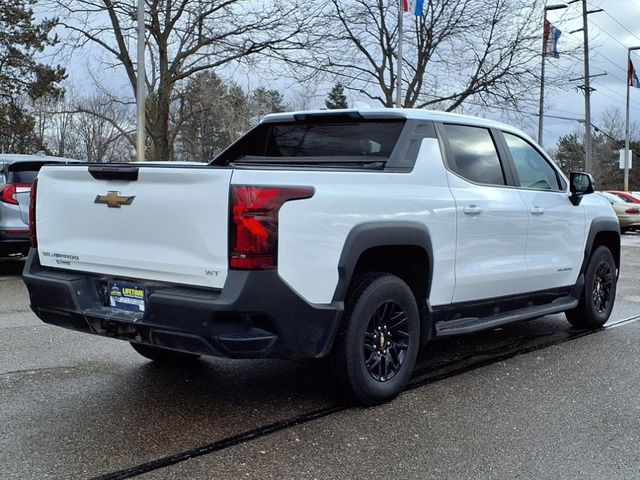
109,281,146,312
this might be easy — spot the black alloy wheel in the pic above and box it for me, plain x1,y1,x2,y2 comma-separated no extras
364,301,410,382
566,245,617,329
331,272,420,405
592,261,613,314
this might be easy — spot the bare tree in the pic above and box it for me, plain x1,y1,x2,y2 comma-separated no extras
32,95,73,154
50,0,319,160
73,95,134,162
298,0,549,111
47,101,76,157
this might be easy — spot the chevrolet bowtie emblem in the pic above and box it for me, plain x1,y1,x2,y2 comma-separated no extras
94,191,135,208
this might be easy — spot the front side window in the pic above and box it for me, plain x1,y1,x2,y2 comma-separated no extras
503,133,561,191
442,124,505,186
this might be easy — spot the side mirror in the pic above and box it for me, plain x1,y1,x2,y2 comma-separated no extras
569,171,595,205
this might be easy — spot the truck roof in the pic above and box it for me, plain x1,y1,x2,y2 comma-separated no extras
262,108,527,139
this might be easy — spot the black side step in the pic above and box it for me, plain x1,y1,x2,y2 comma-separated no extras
435,296,578,337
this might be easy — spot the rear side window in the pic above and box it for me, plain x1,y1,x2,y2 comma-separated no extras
214,120,405,166
503,133,561,191
442,124,505,185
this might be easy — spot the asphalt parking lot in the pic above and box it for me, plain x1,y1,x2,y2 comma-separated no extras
2,236,640,479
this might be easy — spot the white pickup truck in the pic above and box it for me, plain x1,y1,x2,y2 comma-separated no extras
23,109,620,405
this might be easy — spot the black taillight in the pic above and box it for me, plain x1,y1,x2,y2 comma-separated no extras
29,179,38,248
229,185,314,270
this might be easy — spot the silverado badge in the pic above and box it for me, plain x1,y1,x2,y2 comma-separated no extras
94,191,135,208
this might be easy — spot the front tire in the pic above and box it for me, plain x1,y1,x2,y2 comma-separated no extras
130,342,201,363
566,246,617,329
331,273,420,405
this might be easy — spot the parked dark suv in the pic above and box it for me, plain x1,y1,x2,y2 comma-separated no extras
0,155,79,257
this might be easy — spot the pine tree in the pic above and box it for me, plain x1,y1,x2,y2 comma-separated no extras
325,83,348,109
0,0,65,100
0,0,65,152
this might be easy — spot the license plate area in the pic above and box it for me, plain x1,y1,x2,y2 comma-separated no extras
108,281,146,312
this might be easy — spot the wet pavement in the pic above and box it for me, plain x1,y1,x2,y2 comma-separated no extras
2,235,640,479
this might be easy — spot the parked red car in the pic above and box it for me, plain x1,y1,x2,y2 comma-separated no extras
605,190,640,204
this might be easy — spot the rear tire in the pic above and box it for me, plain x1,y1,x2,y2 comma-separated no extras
330,273,420,406
130,342,201,363
565,246,617,329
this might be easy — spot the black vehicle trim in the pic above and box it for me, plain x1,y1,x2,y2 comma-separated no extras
581,217,621,275
23,251,343,360
431,283,582,336
332,221,434,303
89,166,140,181
293,111,365,122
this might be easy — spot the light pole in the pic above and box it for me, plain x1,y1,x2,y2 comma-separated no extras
538,3,568,146
624,47,640,192
136,0,145,161
396,0,404,108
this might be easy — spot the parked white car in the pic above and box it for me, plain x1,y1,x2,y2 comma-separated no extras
23,109,619,404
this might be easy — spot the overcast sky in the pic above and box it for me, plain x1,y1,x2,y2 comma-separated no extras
512,0,640,150
56,0,640,152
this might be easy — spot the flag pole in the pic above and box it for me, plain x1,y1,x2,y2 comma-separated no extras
537,10,548,146
624,48,638,192
538,5,568,147
395,0,404,108
136,0,146,161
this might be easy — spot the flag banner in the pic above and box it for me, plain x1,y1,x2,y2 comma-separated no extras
543,19,561,58
408,0,424,16
629,59,640,88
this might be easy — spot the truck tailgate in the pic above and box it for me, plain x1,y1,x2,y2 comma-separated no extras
36,164,232,289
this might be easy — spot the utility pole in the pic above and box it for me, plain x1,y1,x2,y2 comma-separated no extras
581,0,593,173
572,1,603,173
395,0,404,109
538,4,568,146
136,0,146,161
624,47,640,192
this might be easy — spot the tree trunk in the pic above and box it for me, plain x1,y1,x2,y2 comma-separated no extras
146,87,172,160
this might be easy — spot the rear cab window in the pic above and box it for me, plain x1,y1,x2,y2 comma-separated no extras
439,124,506,186
213,116,406,170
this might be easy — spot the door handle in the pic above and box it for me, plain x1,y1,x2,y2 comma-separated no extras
463,205,482,215
530,206,545,215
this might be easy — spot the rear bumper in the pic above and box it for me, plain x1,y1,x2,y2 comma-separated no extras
0,231,29,256
23,250,343,359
